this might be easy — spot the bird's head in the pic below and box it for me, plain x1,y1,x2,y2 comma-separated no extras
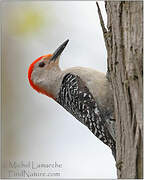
28,39,69,99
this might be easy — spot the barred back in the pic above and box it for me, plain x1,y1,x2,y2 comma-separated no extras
56,73,116,159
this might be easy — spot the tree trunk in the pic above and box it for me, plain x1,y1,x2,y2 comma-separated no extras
97,1,143,179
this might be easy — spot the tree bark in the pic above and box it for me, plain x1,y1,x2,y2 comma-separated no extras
97,1,143,179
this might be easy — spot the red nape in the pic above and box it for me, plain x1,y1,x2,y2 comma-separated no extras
28,54,55,100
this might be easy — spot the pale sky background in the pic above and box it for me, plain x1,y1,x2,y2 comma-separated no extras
1,1,117,179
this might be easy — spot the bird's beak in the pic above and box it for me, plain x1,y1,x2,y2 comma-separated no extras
49,39,69,62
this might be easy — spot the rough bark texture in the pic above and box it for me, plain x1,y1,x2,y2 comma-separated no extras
97,1,143,179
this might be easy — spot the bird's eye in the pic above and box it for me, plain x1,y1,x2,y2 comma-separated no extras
39,62,45,68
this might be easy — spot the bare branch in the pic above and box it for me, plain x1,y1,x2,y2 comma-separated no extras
96,2,107,35
96,2,111,51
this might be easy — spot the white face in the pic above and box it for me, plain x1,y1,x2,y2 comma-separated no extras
31,57,50,85
31,56,60,95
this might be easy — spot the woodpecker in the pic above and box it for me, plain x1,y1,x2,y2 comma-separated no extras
28,40,116,159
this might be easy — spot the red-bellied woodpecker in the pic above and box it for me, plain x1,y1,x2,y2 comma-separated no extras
28,40,116,159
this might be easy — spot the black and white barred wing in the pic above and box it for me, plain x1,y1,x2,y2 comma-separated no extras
57,73,116,158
